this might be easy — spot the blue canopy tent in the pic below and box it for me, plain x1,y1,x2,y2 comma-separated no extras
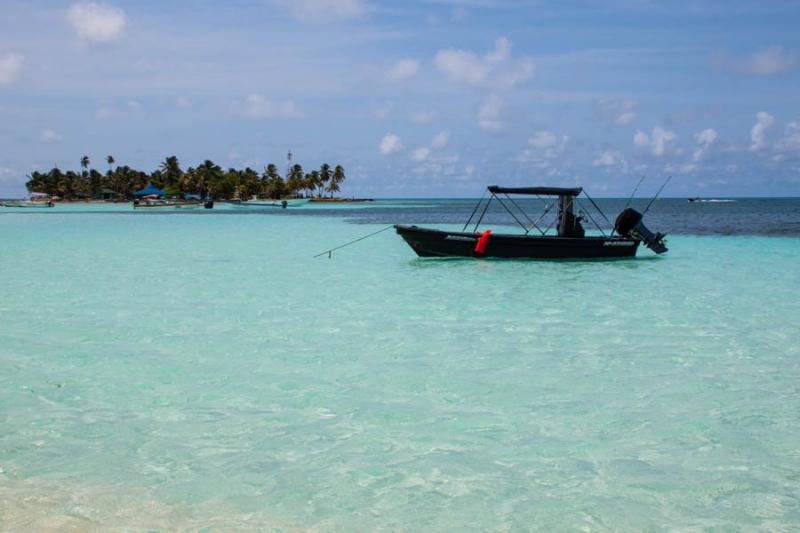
134,183,165,197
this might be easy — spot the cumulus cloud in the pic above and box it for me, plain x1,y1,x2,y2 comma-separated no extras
515,131,568,167
412,153,460,177
386,58,419,82
633,126,677,157
276,0,366,23
434,37,534,89
410,147,430,162
592,150,622,167
66,2,126,43
477,94,503,131
528,130,561,149
775,121,800,154
0,53,23,85
452,7,468,21
715,46,796,76
411,110,434,124
692,128,718,162
40,129,64,143
379,133,402,155
239,94,299,119
431,131,449,149
615,112,637,125
750,111,775,151
596,98,638,126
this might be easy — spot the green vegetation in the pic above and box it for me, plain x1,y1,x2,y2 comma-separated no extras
25,155,346,200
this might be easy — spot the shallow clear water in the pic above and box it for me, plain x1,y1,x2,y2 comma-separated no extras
1,204,799,531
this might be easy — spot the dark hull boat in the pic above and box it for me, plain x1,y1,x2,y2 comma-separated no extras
395,185,667,260
395,226,639,258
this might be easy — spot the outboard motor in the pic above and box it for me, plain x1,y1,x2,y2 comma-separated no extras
614,208,668,254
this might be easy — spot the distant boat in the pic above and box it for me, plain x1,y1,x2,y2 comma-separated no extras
133,199,209,210
395,185,668,259
2,194,56,208
688,197,734,203
231,198,310,209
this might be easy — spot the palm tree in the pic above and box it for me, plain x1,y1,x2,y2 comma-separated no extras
331,165,345,198
106,155,115,174
159,156,182,189
80,155,90,178
319,163,331,198
287,163,303,197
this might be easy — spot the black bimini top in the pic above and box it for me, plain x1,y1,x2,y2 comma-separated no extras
488,185,583,196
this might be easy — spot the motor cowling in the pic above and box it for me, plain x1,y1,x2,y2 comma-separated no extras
614,208,668,254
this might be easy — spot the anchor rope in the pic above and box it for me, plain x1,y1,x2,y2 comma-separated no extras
313,225,395,258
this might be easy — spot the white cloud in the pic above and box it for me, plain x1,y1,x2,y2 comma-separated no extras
692,128,718,162
176,96,193,109
410,147,430,161
477,94,503,131
528,130,560,149
597,98,638,126
372,103,392,120
633,130,649,147
66,2,126,43
379,133,402,155
386,58,419,82
276,0,366,23
593,150,621,167
485,37,511,63
412,153,460,177
515,131,568,167
633,126,677,157
615,111,637,125
750,111,775,151
465,164,475,176
434,37,534,89
717,46,796,76
411,110,434,124
40,129,64,143
776,121,800,152
431,131,449,149
239,94,299,119
452,7,468,21
0,53,23,86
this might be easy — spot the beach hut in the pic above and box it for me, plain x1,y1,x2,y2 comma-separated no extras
134,183,165,197
96,188,116,200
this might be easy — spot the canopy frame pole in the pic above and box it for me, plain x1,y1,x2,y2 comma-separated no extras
502,194,539,234
495,195,529,232
472,194,494,233
461,191,487,232
580,191,615,235
528,199,557,236
575,198,607,236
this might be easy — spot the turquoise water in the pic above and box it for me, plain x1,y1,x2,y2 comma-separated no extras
1,208,799,531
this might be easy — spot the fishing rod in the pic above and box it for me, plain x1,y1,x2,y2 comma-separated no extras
642,175,672,215
624,175,646,209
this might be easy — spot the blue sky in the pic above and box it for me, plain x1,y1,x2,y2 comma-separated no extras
1,0,799,197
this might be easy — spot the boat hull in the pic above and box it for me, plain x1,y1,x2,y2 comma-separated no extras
395,225,640,259
237,198,310,208
2,202,54,208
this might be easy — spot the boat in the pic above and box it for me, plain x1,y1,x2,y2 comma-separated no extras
133,199,210,210
230,198,310,209
394,185,668,259
1,193,56,208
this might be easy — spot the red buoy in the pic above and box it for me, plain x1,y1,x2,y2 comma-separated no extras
474,229,492,254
